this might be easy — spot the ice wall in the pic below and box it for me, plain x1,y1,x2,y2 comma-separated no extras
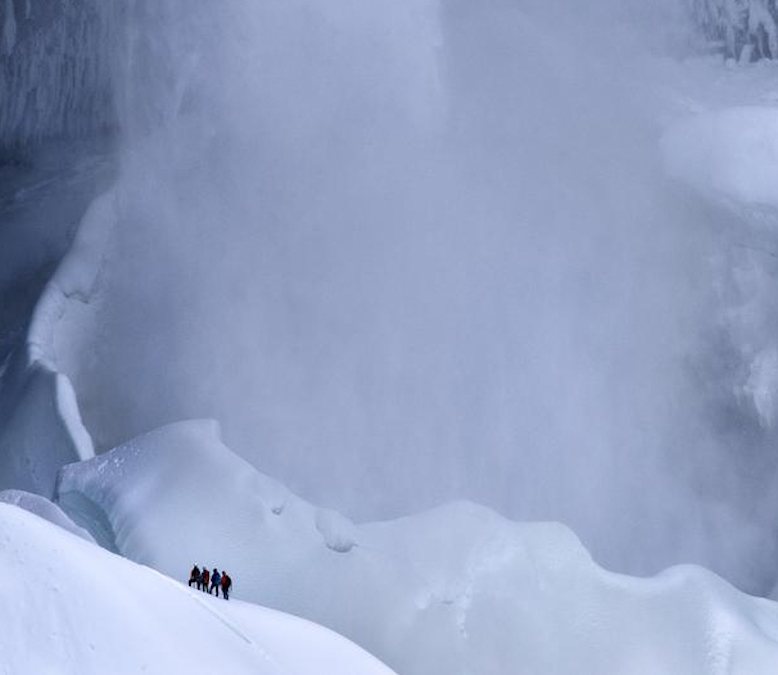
0,0,115,148
0,186,117,496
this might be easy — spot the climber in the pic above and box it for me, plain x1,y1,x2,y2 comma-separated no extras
188,564,200,589
220,571,232,600
201,567,210,592
210,568,221,597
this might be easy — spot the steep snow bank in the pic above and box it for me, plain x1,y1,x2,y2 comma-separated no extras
0,502,397,675
57,420,778,675
0,488,95,542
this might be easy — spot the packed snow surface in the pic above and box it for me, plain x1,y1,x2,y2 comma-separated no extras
0,501,397,675
57,420,778,675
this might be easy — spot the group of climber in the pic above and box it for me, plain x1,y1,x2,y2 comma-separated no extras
188,564,233,600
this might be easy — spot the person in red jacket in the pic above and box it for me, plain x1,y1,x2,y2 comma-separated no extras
188,564,200,589
201,567,210,592
220,572,232,600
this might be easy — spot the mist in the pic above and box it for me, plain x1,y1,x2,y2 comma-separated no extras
54,0,778,592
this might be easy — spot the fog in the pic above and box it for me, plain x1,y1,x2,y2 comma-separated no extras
54,0,778,592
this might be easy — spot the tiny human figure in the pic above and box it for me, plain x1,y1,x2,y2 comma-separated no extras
210,568,221,597
201,567,210,592
220,572,232,600
188,564,200,588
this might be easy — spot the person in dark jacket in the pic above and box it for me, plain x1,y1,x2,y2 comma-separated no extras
220,572,232,600
210,568,221,597
201,567,210,592
188,564,200,589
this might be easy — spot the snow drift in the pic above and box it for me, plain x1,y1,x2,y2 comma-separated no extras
57,420,778,675
0,501,397,675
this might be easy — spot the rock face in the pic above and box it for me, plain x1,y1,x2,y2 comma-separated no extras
57,419,778,675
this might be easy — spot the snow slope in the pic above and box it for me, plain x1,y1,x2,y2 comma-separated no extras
0,501,397,675
57,420,778,675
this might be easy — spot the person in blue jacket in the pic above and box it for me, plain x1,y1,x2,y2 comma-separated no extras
210,568,221,597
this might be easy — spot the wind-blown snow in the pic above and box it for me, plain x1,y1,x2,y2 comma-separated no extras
660,103,778,437
0,501,397,675
662,106,778,209
48,0,778,597
57,420,778,675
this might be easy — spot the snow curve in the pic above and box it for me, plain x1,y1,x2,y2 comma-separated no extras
0,501,398,675
57,419,778,675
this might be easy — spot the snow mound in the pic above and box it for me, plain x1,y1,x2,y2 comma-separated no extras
0,489,95,543
661,106,778,209
57,420,778,675
316,508,357,553
0,502,396,675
